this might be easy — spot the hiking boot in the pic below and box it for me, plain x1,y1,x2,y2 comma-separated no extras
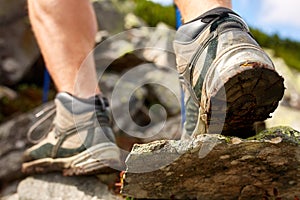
174,7,285,138
22,92,122,176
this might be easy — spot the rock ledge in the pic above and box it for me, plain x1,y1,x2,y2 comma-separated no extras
122,126,300,200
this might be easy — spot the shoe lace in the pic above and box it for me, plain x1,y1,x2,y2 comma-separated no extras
27,103,56,144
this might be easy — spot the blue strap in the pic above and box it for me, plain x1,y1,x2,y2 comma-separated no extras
42,68,51,103
175,6,182,29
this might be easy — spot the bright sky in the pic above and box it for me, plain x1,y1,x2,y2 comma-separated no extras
150,0,300,42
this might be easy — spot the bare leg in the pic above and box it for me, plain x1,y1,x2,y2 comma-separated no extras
175,0,232,23
27,0,99,98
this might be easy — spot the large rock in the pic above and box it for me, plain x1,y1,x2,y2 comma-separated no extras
93,0,135,34
93,0,124,34
0,102,54,185
1,194,18,200
122,127,300,199
94,24,176,74
16,173,122,200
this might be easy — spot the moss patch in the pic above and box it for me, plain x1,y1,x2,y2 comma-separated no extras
248,126,300,144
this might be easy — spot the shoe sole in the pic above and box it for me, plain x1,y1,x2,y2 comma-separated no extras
22,143,123,176
200,61,284,137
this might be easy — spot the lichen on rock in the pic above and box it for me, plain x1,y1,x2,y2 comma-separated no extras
248,126,300,144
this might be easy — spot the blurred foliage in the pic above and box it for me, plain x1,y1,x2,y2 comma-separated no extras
133,0,300,71
133,0,176,27
251,28,300,71
0,84,55,123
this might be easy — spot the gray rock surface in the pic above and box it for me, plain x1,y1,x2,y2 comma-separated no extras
94,24,176,74
16,173,122,200
0,102,54,185
1,194,19,200
122,127,300,200
124,13,146,29
93,0,125,34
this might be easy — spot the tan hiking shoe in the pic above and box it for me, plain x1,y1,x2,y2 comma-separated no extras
22,92,122,176
174,7,285,137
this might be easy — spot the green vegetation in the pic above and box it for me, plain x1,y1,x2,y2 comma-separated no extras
0,84,55,123
133,0,176,27
133,0,300,71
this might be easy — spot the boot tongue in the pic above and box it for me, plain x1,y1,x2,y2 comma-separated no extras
175,18,206,42
54,93,99,129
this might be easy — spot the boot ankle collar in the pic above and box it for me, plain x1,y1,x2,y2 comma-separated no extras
184,7,239,24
